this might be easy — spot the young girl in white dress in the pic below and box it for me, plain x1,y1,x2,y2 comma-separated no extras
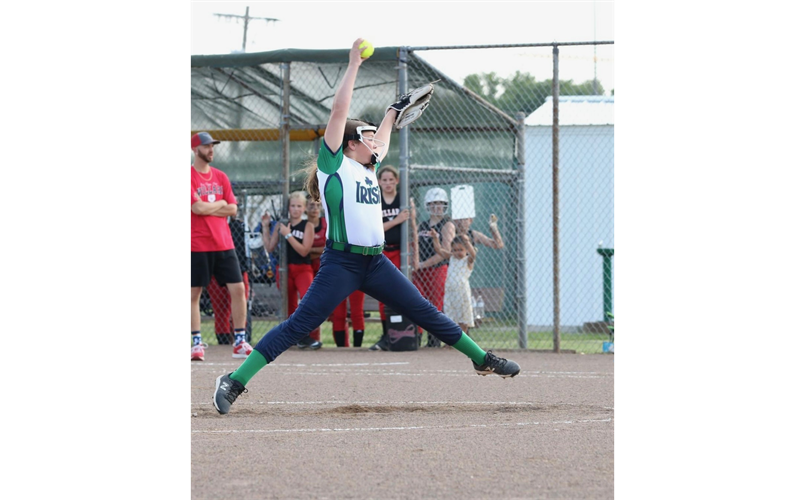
433,232,477,334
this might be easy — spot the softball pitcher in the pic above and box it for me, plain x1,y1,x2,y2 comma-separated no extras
213,38,520,415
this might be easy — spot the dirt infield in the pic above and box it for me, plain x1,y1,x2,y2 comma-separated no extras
191,347,614,499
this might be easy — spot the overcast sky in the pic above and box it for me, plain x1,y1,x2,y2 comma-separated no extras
191,1,615,93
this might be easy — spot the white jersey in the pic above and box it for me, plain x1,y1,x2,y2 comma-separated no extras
316,142,385,247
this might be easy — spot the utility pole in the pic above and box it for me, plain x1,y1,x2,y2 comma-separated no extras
213,6,278,53
593,1,599,93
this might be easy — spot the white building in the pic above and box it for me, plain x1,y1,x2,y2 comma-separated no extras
524,96,614,329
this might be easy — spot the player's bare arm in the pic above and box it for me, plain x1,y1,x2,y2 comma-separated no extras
383,208,410,231
322,38,365,152
429,228,452,259
463,234,477,269
420,232,449,268
374,104,397,163
442,220,456,253
478,214,504,249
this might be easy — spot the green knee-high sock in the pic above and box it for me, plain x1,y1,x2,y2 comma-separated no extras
451,333,488,365
230,350,268,386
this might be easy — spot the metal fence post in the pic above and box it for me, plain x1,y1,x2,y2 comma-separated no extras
280,61,291,319
397,47,411,279
516,112,528,349
552,43,561,353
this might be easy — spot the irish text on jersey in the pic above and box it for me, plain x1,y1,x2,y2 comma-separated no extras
355,181,380,205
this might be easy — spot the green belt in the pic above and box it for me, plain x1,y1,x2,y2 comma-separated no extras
326,239,385,256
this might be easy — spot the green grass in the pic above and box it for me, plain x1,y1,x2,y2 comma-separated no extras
198,313,614,354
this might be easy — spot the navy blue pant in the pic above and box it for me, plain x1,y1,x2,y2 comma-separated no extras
254,248,463,362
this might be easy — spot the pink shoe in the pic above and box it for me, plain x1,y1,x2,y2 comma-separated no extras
233,340,253,359
191,343,207,361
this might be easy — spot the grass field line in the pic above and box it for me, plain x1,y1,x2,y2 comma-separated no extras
191,417,613,434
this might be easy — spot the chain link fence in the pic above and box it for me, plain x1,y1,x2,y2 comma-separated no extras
191,41,614,353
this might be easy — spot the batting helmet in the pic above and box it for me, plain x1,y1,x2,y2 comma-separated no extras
424,187,449,216
424,187,448,206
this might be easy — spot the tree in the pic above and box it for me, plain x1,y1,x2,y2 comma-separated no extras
462,71,605,118
463,72,502,102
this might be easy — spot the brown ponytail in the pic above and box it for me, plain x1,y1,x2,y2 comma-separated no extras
301,156,320,202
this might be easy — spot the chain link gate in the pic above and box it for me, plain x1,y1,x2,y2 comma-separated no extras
191,41,614,353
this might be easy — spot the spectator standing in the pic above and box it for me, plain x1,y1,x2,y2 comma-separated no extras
454,214,504,249
207,216,251,345
370,165,412,350
306,198,330,342
307,198,327,276
433,233,477,335
412,187,455,347
191,132,253,361
261,191,322,350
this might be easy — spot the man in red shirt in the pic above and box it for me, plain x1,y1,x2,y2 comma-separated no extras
190,132,253,361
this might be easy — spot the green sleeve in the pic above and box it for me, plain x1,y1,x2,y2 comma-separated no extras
317,141,343,175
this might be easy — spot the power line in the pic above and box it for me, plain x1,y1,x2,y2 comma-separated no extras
213,6,278,53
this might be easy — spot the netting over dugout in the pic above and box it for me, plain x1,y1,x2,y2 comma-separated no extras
191,47,517,184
